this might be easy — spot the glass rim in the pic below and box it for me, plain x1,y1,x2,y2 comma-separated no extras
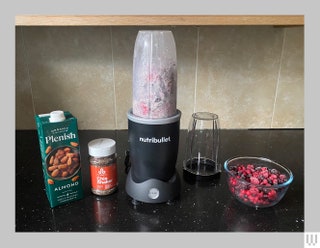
192,112,219,121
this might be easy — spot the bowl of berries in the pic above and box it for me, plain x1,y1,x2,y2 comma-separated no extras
224,156,293,208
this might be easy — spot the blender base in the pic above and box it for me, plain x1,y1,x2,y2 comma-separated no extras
125,169,180,204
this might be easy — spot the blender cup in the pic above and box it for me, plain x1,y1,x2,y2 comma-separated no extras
132,30,177,119
183,112,221,181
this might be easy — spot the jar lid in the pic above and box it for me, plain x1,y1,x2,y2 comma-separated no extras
88,138,116,157
49,110,66,122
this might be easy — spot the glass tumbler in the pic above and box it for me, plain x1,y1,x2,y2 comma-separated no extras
183,112,221,181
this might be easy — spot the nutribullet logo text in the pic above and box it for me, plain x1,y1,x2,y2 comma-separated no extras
139,136,171,144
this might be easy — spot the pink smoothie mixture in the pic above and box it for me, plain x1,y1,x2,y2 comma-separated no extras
132,30,177,119
132,62,177,119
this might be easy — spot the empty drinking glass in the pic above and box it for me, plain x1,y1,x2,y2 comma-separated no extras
183,112,221,181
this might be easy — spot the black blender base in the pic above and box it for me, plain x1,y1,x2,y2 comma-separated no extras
125,169,180,204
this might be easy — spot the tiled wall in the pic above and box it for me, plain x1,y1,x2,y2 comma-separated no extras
16,25,304,130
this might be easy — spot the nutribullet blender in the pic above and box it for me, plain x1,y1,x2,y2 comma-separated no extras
125,30,181,204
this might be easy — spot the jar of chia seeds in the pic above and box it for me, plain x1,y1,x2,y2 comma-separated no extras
88,138,118,196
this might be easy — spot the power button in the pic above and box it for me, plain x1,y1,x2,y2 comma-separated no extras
148,188,159,199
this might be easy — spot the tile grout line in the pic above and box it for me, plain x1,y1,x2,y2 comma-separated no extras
271,28,287,128
20,27,36,116
110,27,118,129
194,27,200,113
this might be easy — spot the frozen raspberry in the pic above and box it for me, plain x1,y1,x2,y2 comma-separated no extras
247,164,255,170
262,171,269,178
269,174,278,180
250,177,260,185
268,189,277,200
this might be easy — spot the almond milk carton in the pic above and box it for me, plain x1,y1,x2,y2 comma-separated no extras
35,110,84,207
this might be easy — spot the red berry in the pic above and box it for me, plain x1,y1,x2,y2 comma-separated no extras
269,174,277,180
250,177,260,185
268,190,277,200
262,171,269,178
247,164,254,170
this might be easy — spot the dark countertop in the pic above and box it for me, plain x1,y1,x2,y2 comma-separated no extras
16,129,304,232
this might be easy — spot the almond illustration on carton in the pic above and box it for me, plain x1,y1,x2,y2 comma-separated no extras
70,141,78,147
47,179,54,185
47,146,80,179
72,175,80,182
45,146,52,154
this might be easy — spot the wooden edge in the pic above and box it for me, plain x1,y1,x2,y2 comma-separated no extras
15,15,304,26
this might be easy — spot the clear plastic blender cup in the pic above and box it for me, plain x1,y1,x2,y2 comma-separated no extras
132,30,177,119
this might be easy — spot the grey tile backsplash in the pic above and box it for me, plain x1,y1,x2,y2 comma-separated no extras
16,25,304,130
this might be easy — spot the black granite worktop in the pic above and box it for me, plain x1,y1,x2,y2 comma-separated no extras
16,129,304,232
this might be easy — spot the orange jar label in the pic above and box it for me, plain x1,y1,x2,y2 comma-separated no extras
90,164,117,191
